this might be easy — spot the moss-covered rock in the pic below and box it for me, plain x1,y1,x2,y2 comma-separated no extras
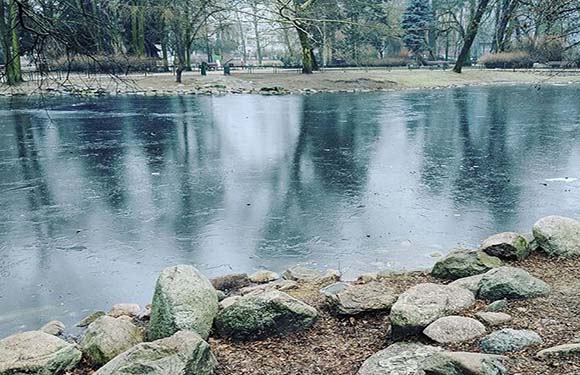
214,290,317,340
431,250,503,280
148,265,218,341
0,331,82,375
94,331,216,375
478,267,551,300
81,316,144,366
481,232,530,260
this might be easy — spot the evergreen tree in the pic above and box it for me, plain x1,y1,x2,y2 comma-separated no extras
401,0,431,63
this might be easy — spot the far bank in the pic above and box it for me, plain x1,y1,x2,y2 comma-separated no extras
1,68,580,97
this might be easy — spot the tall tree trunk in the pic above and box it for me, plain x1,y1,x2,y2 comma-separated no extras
130,0,145,56
90,0,103,53
491,0,517,52
161,20,169,72
0,0,22,85
453,0,492,73
428,0,438,59
236,11,248,61
296,23,317,74
282,25,294,62
175,46,185,83
251,1,262,65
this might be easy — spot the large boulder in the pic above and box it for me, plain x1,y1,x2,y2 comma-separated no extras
533,216,580,257
423,351,508,375
321,281,398,315
356,342,442,375
478,267,551,300
480,329,543,354
480,232,530,260
390,283,475,337
0,331,82,375
94,331,217,375
148,265,219,340
431,250,503,280
423,316,486,344
536,343,580,360
214,290,317,340
81,316,144,366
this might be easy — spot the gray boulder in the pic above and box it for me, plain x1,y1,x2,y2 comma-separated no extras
449,274,484,295
148,265,219,340
480,329,543,354
321,281,398,315
81,316,144,366
431,250,503,280
94,331,217,375
423,351,508,375
423,316,486,344
475,312,512,327
40,320,65,336
536,343,580,360
214,290,317,340
0,331,82,375
533,216,580,257
390,283,475,337
478,267,551,300
356,342,442,375
481,232,529,260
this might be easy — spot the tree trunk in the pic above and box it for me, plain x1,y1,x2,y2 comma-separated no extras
236,11,248,61
453,0,492,73
498,0,517,52
296,24,316,74
161,37,169,72
251,1,262,65
0,0,22,85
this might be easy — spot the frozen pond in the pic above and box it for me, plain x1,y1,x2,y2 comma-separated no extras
1,86,579,335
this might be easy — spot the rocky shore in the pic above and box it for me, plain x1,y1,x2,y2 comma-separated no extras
1,69,580,98
0,214,579,375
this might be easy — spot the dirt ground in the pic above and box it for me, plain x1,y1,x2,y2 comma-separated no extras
210,254,580,375
3,68,580,96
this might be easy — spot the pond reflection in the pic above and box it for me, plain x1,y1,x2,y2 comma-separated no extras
0,86,579,334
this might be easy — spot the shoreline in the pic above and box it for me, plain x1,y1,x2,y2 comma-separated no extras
1,68,580,98
1,216,579,375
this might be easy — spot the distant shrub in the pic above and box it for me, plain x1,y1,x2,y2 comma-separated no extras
479,52,534,69
517,37,566,62
49,55,160,74
330,56,411,68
